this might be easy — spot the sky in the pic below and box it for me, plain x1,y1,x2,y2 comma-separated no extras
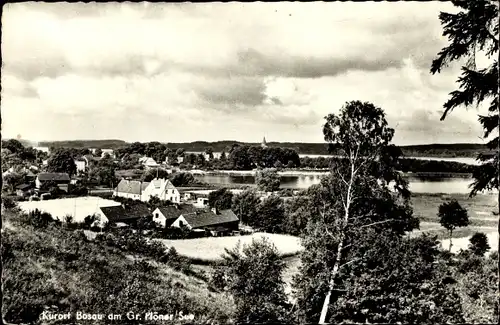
1,2,492,145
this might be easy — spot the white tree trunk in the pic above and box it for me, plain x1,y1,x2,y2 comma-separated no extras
319,234,345,324
319,160,355,324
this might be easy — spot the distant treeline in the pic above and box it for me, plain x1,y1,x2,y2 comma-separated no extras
33,139,488,157
299,156,476,174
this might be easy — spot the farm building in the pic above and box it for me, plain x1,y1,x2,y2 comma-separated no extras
35,172,71,192
152,204,197,227
99,203,151,227
16,184,34,197
171,208,239,235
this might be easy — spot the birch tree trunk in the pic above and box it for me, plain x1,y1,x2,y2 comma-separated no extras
318,159,356,324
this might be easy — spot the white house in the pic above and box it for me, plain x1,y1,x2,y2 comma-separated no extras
151,205,196,227
141,178,180,203
75,159,87,173
195,197,209,208
101,149,115,158
113,179,149,200
90,148,115,158
114,178,180,203
141,157,160,169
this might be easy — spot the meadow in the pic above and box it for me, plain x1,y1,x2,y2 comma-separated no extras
410,193,497,246
156,232,303,262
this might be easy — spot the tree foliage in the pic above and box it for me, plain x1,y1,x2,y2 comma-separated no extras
208,188,234,211
231,189,260,225
328,232,465,324
255,168,281,192
256,195,286,233
438,199,470,250
294,101,418,323
431,1,499,195
46,149,77,177
217,238,291,324
468,232,491,256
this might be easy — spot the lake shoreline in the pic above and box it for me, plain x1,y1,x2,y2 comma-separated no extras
195,169,474,178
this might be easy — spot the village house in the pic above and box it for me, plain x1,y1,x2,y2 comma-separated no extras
98,203,151,227
139,157,160,169
141,178,180,203
195,197,209,208
74,158,87,173
91,148,115,158
16,183,34,197
114,178,180,203
35,172,71,192
171,208,239,236
151,204,197,228
113,179,149,200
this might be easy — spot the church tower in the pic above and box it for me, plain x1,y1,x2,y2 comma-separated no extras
261,136,268,148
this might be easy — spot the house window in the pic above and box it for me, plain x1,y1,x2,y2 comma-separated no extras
179,220,184,227
155,213,159,218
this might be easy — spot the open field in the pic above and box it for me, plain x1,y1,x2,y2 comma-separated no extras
411,193,498,223
18,196,121,222
440,232,498,253
156,232,303,262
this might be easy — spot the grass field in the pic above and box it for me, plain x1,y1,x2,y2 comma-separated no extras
156,232,303,262
410,193,498,245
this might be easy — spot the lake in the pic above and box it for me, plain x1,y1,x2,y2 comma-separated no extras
195,173,496,194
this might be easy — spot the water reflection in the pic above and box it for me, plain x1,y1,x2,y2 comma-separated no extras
195,173,493,194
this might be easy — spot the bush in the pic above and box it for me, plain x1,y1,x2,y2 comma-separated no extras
2,196,18,210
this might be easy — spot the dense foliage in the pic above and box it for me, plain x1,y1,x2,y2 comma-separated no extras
431,0,499,196
231,189,260,225
46,148,77,177
213,239,291,324
255,168,281,192
208,188,234,211
2,210,233,324
438,199,470,250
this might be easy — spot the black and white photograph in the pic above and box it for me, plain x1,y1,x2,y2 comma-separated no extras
1,1,498,324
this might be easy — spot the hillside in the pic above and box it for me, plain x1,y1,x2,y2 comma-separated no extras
1,210,234,324
27,139,489,157
37,139,128,149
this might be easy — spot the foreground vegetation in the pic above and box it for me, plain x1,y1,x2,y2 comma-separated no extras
1,209,234,324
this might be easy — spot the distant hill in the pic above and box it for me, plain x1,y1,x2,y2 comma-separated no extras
37,139,128,149
25,139,489,157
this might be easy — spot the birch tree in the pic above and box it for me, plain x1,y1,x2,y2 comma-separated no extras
293,101,418,324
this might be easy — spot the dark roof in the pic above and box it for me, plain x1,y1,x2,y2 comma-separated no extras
157,205,197,225
16,184,33,191
181,209,239,229
37,173,70,182
100,204,151,222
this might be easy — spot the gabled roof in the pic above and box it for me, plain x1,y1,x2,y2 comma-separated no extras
156,204,197,220
181,209,239,229
115,179,149,195
100,204,151,222
16,183,33,191
149,178,176,191
37,173,70,182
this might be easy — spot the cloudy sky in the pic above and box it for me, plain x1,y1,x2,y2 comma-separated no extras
1,2,490,145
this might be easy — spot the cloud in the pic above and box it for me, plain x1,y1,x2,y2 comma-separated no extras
2,1,488,144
